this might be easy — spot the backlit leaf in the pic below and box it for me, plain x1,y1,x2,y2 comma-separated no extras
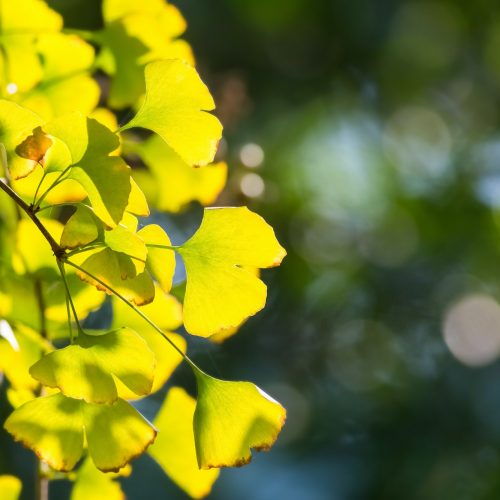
0,475,22,500
71,458,125,500
149,387,219,498
177,207,286,336
111,287,184,397
76,248,155,305
137,224,175,292
29,327,155,403
4,393,156,472
137,136,227,212
193,370,286,469
61,206,101,249
121,60,222,166
0,100,42,179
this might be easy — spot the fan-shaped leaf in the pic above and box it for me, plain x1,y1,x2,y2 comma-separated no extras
149,387,219,498
121,60,222,166
193,370,286,469
177,207,286,336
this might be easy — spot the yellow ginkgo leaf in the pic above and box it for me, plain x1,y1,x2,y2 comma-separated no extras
0,475,22,500
193,369,286,469
75,248,155,306
126,177,150,217
121,60,222,166
0,100,42,179
71,458,125,500
177,207,286,337
4,393,157,472
111,287,185,397
137,224,175,292
149,387,219,498
29,327,155,403
137,136,227,212
60,206,101,249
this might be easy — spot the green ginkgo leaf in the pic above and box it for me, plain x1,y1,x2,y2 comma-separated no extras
137,224,175,292
44,116,131,227
193,370,286,469
104,224,148,276
4,393,157,472
29,327,155,403
0,475,21,500
120,60,222,166
149,387,219,498
176,207,286,336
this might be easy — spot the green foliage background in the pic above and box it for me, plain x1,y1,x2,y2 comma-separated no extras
4,0,500,499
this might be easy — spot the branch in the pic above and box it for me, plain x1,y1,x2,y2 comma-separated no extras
0,179,63,257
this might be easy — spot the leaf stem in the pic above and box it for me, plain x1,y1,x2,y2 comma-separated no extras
34,166,71,210
0,179,62,257
145,243,178,250
65,259,197,368
57,261,83,340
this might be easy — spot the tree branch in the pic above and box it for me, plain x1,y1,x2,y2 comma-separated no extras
0,179,63,258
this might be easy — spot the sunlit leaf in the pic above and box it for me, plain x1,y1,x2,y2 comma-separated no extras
71,458,125,500
177,207,286,336
137,224,175,292
193,370,286,469
4,393,84,472
149,387,219,498
105,224,148,276
0,100,43,179
0,0,62,93
44,116,131,226
0,475,22,500
137,136,227,212
111,286,184,397
15,126,52,164
61,206,101,249
30,327,155,403
75,248,155,305
4,393,156,472
121,60,222,166
126,177,150,217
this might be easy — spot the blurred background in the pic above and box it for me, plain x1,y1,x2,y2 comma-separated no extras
7,0,500,498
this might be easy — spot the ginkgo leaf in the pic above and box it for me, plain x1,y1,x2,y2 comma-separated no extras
29,327,155,403
137,136,227,212
4,393,157,472
4,393,84,471
0,475,22,500
61,206,101,249
127,177,150,216
0,100,43,179
111,287,184,397
83,398,157,472
71,458,125,500
75,248,155,305
44,116,131,226
177,207,286,336
121,60,222,166
149,387,219,498
14,126,52,164
105,224,148,276
193,370,286,469
137,224,175,292
0,326,44,392
0,0,62,93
